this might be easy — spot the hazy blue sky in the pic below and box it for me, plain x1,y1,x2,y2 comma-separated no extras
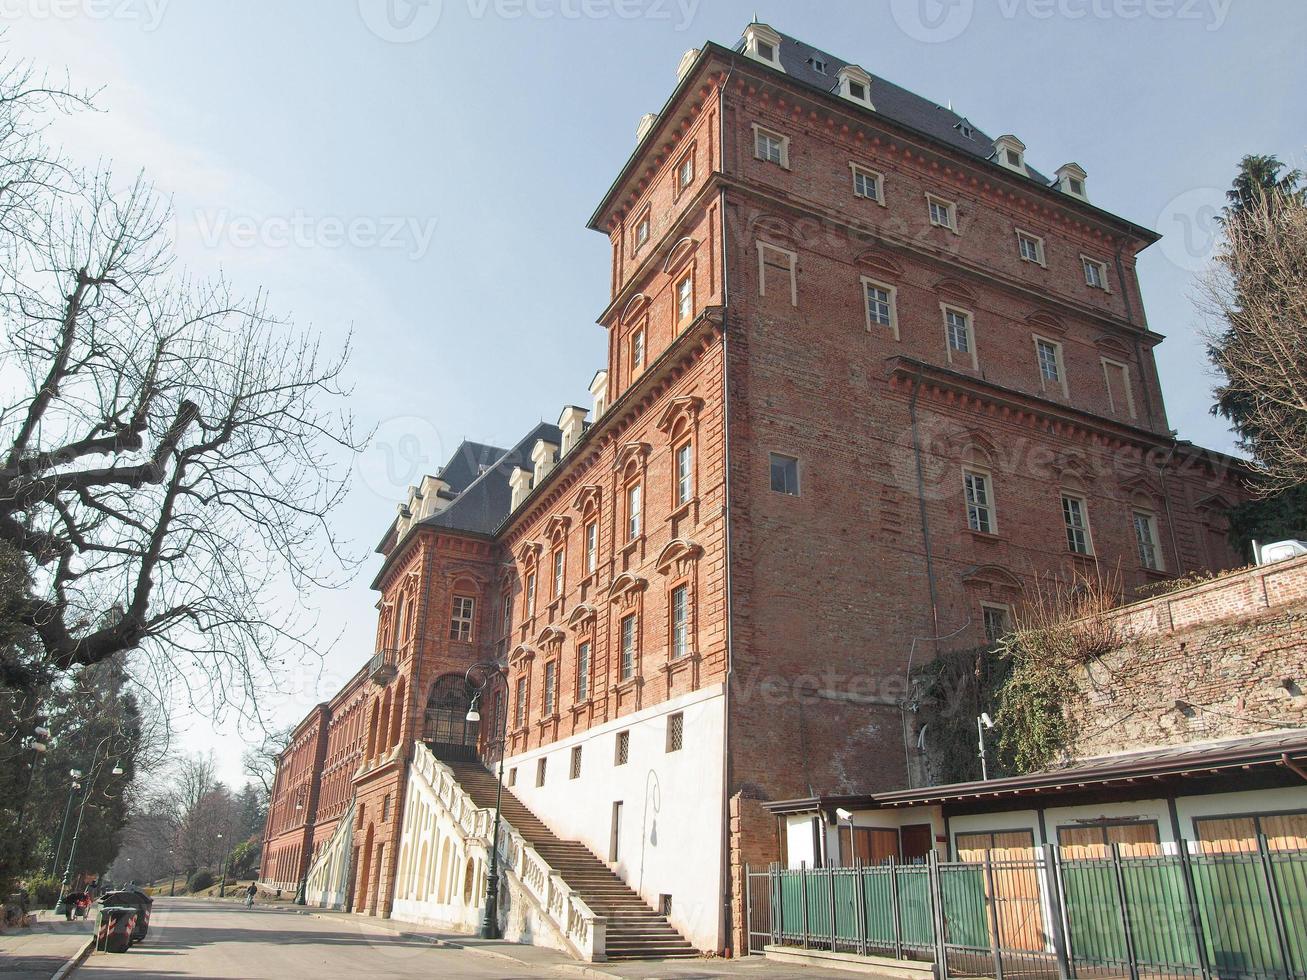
10,0,1304,786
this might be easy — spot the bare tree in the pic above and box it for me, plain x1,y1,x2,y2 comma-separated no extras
1202,189,1307,494
242,726,290,798
0,49,363,707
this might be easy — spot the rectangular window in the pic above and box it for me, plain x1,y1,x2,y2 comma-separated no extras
508,766,517,787
1017,230,1045,265
502,594,512,635
536,757,547,787
570,745,582,780
927,194,957,231
671,584,689,660
544,661,557,714
770,453,800,495
667,712,684,753
753,125,787,166
675,442,693,506
450,595,475,642
626,483,642,541
982,604,1010,643
615,730,630,766
552,549,564,598
1083,256,1108,289
634,210,650,251
677,273,693,323
585,521,598,573
631,328,645,373
526,572,536,617
964,470,994,534
1062,494,1092,555
1133,511,1162,570
576,641,591,701
862,278,897,337
851,164,882,203
620,613,636,680
1102,359,1137,419
1058,821,1162,859
944,306,975,366
514,677,527,728
677,151,694,191
1036,337,1063,390
757,242,798,306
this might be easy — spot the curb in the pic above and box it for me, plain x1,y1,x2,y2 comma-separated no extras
50,934,95,980
430,937,621,979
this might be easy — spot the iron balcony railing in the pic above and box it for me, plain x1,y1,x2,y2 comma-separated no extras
367,648,399,685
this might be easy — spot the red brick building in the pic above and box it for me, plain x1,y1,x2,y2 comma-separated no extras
262,23,1246,956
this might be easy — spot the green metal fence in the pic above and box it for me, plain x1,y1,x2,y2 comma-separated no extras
746,840,1307,980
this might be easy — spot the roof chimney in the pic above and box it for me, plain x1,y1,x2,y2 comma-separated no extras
531,438,560,485
558,406,588,456
509,467,533,512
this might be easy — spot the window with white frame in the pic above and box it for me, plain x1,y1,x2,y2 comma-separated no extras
552,549,564,598
450,595,475,642
927,194,957,231
1133,511,1162,570
670,584,689,659
631,327,645,374
753,124,789,167
620,613,636,681
770,452,800,495
1035,336,1066,394
570,745,582,780
634,210,650,251
677,151,694,192
982,604,1011,643
576,640,591,701
525,572,537,617
943,306,975,366
675,441,693,506
851,164,883,203
964,469,995,534
862,278,897,337
1083,256,1109,290
1017,230,1045,265
1061,494,1093,555
626,482,642,541
514,676,527,728
544,660,557,714
585,521,598,573
676,272,694,323
757,241,798,306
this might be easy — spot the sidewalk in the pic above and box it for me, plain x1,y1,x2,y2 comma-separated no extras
0,915,94,980
285,903,877,979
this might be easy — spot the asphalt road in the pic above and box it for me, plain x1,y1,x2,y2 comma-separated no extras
71,898,543,979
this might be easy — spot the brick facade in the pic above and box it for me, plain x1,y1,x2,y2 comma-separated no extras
263,26,1248,951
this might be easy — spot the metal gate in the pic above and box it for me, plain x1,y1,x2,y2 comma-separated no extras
422,674,479,762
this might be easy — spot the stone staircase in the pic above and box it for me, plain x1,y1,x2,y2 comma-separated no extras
445,760,699,961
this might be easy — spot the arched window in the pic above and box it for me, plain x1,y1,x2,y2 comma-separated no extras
422,674,479,762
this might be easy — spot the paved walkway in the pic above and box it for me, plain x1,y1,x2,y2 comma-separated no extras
0,914,93,980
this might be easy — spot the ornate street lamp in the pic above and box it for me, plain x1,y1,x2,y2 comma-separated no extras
464,660,509,940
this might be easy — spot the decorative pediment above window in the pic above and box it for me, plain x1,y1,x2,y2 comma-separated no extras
945,427,1000,466
1049,451,1096,488
517,541,544,567
656,396,705,436
544,514,572,543
1026,310,1067,336
608,572,648,609
934,277,977,305
535,625,566,650
612,441,651,474
1094,335,1132,358
655,538,703,577
1194,493,1233,516
510,643,537,665
1120,473,1164,506
443,565,488,588
663,237,699,274
566,603,597,629
854,249,904,281
572,485,602,517
961,564,1024,593
748,213,799,251
620,292,652,323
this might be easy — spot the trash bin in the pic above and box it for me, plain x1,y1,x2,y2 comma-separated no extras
98,890,152,942
96,906,137,953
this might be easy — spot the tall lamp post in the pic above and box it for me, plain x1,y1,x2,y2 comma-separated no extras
218,833,233,897
49,770,83,877
14,721,49,841
977,712,995,781
58,754,124,902
464,660,508,940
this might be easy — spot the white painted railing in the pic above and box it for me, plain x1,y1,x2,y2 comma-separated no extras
303,800,355,909
407,743,607,961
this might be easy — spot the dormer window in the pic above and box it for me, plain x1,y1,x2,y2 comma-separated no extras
955,120,975,140
807,57,827,73
993,135,1027,175
837,65,874,109
742,23,785,72
1056,163,1090,202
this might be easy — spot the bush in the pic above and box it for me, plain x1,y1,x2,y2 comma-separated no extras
188,870,214,893
26,874,62,907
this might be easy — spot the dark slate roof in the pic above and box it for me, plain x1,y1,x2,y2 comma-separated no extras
418,423,563,537
436,440,508,494
747,28,1053,186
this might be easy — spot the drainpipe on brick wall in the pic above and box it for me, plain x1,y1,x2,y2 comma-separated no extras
1157,436,1187,576
908,366,941,641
